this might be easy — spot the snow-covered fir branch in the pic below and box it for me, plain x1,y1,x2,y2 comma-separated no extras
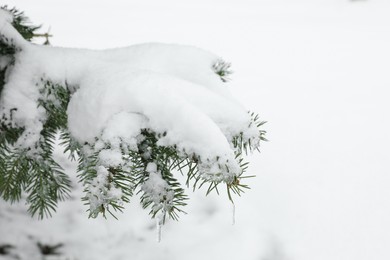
0,7,266,222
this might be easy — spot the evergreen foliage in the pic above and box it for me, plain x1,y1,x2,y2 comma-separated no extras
0,6,39,93
213,59,233,82
0,7,267,222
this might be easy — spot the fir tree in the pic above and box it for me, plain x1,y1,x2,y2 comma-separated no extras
0,7,267,224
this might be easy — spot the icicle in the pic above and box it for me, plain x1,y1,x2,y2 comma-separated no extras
156,216,162,242
156,210,165,242
231,201,236,225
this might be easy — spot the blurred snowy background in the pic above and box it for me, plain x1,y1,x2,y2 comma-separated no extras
1,0,390,259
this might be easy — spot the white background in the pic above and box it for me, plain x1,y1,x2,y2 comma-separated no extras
1,0,390,259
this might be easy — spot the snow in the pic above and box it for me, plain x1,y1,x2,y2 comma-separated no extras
141,163,174,214
1,22,256,180
2,0,390,260
100,112,145,151
0,9,27,48
87,165,124,216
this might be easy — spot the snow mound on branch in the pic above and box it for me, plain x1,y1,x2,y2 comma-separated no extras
0,14,259,182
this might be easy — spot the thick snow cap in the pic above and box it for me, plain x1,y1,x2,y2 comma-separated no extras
0,11,260,182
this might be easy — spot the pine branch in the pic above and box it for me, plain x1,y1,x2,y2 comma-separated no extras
0,7,268,224
26,158,71,219
213,59,233,82
0,6,41,95
1,6,41,41
78,147,138,219
0,147,29,202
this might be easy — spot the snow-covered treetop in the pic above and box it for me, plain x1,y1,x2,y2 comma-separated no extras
0,7,266,222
